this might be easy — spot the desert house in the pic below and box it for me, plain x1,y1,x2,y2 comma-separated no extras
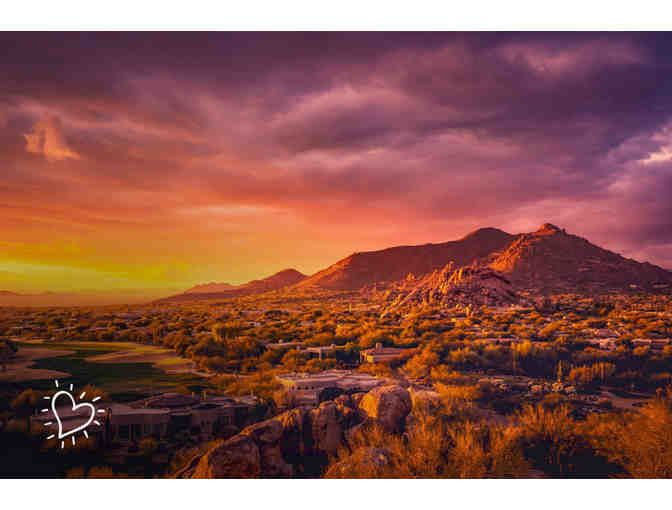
277,370,384,405
359,343,409,363
31,392,257,445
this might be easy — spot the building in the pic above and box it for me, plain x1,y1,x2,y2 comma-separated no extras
633,338,670,351
31,392,257,446
266,341,345,360
277,370,384,406
476,337,524,346
265,341,304,350
360,343,408,363
304,344,345,360
585,338,618,351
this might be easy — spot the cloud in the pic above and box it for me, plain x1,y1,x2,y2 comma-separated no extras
3,32,672,285
24,116,81,162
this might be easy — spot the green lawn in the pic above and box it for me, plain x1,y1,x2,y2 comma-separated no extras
12,341,208,399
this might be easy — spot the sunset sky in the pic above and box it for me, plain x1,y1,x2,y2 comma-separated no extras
2,32,672,297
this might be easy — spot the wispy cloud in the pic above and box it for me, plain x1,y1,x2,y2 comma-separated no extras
24,116,81,162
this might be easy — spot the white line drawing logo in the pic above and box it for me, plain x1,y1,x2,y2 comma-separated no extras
41,379,106,449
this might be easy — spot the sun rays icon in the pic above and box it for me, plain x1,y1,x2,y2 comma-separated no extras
41,379,106,449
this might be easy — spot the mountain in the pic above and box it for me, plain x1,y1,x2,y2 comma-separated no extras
488,223,672,293
293,222,672,296
158,269,307,302
294,227,515,291
184,282,237,294
162,223,672,305
389,263,528,309
0,290,168,306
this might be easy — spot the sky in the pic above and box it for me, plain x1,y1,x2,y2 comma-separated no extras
2,32,672,297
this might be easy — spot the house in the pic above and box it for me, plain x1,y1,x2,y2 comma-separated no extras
360,343,408,363
585,338,618,351
32,392,256,446
277,370,384,406
474,337,523,347
304,344,345,360
266,341,304,350
633,338,670,351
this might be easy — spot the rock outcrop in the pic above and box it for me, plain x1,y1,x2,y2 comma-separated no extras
177,396,363,478
390,263,527,310
358,384,412,433
190,434,262,478
176,385,413,478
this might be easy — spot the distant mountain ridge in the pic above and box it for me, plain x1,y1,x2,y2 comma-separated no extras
158,269,307,303
0,290,163,306
159,222,672,305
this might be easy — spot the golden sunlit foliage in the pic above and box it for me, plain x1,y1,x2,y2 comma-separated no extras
326,404,529,478
567,362,616,386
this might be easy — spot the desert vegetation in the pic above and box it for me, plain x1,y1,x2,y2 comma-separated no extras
2,290,672,477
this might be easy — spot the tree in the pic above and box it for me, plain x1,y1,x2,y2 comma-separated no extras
0,339,18,371
139,437,159,457
11,389,43,433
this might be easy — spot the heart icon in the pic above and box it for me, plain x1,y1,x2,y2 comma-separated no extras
51,390,96,439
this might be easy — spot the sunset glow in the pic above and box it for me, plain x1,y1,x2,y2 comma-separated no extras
3,32,672,298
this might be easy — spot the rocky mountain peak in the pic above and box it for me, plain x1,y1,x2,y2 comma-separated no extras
536,223,564,234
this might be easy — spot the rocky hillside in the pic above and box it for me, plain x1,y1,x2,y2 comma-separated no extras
294,228,515,291
174,385,413,478
390,263,528,309
158,268,307,303
299,223,672,297
488,223,672,293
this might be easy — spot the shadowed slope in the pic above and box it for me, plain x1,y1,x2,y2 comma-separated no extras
294,228,516,291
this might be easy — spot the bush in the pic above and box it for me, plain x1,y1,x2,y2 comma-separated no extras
587,391,672,477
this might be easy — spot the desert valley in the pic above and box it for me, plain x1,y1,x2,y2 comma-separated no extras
2,222,672,478
4,30,672,488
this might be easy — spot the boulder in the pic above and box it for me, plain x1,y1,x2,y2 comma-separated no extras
190,434,261,478
358,384,412,433
310,400,358,455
